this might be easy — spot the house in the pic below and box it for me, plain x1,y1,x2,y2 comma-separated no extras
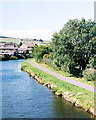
25,43,35,48
20,43,35,48
0,42,36,57
18,43,36,54
0,42,18,56
4,42,18,47
20,44,27,49
18,48,30,54
18,43,30,55
0,42,6,47
0,47,18,56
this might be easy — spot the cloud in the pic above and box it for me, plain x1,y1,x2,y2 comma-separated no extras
0,29,56,40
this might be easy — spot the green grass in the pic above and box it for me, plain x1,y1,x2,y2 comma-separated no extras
0,38,21,44
21,60,95,110
32,61,95,86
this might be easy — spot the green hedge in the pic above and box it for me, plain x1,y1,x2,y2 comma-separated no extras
10,56,18,60
83,70,96,81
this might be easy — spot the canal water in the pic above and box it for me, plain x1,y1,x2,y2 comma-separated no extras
0,60,93,118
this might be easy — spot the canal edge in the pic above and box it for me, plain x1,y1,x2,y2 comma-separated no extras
21,62,96,117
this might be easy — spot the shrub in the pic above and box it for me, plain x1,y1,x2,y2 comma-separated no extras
17,55,25,59
0,56,4,61
1,55,10,60
43,54,52,60
10,56,18,60
35,57,42,63
83,70,96,81
61,65,69,72
28,54,33,58
87,57,96,69
69,65,81,77
21,65,27,70
43,59,53,67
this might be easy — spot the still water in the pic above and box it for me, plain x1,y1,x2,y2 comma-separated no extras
0,60,93,118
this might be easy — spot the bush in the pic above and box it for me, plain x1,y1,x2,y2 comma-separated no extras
1,55,10,61
21,65,27,70
43,54,52,60
0,56,4,61
61,65,69,72
28,54,33,58
35,57,42,63
83,70,96,81
42,59,61,71
87,57,96,69
10,56,18,60
69,65,81,77
17,55,25,59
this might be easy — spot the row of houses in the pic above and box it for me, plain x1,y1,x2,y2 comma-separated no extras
0,42,37,56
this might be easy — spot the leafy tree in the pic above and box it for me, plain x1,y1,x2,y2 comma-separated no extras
18,42,23,47
31,45,52,62
87,57,96,68
39,39,43,42
51,18,96,76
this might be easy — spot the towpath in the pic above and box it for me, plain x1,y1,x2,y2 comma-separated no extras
29,60,96,93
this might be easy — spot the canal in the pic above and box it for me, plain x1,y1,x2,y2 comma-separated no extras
0,60,93,118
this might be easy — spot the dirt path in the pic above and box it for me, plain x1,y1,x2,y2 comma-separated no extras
29,60,96,93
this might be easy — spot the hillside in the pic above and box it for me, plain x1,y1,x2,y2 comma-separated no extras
0,37,50,45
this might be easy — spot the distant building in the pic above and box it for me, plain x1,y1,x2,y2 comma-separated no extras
0,42,6,47
25,43,35,48
0,41,37,57
0,42,18,56
20,44,27,49
18,43,31,55
0,47,18,56
4,42,18,47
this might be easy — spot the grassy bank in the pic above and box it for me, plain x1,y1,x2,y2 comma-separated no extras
34,61,95,87
21,60,95,116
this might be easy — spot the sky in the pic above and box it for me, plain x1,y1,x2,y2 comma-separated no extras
0,0,95,40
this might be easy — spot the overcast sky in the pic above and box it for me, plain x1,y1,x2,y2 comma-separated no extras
0,0,95,40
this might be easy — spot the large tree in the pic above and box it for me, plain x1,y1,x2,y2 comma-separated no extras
51,18,96,76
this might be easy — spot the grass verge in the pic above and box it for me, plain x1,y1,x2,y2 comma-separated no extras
33,60,95,86
21,60,95,116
